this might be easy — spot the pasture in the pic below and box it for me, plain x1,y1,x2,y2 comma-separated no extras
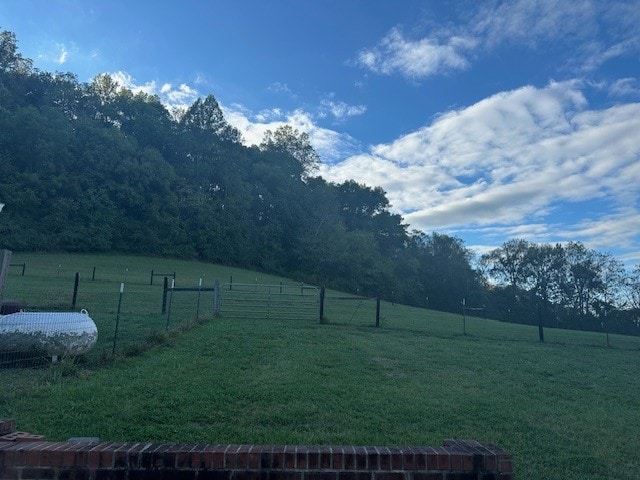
1,253,640,480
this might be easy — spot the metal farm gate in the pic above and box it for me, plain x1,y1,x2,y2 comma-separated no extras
219,283,320,321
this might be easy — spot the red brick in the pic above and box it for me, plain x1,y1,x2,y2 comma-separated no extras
402,450,416,470
0,467,21,480
39,443,61,468
304,472,337,480
272,445,286,469
234,471,268,480
62,445,77,467
127,443,155,469
112,444,128,469
248,445,262,469
462,454,475,472
497,457,512,473
378,447,391,470
271,472,303,480
86,445,102,469
224,444,240,469
297,445,309,469
236,444,252,469
483,454,495,472
374,472,407,480
331,448,344,470
283,445,296,469
338,472,370,480
367,447,379,471
319,446,332,469
411,448,426,471
24,443,43,466
308,447,320,469
102,443,124,469
435,448,450,471
74,447,89,469
174,444,194,468
21,467,55,479
343,447,357,470
449,453,462,471
412,474,443,480
354,446,367,470
389,448,403,470
0,431,46,442
0,419,14,435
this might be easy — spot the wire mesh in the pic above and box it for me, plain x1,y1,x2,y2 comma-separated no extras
219,283,319,321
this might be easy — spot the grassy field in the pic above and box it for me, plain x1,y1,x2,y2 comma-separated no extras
2,253,640,479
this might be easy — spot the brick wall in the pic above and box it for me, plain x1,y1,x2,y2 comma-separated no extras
0,419,513,480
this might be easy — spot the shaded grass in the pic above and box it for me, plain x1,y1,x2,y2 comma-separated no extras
1,253,640,479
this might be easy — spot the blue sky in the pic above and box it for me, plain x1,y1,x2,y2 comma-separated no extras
1,0,639,266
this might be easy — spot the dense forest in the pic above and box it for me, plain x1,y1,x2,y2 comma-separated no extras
1,30,639,335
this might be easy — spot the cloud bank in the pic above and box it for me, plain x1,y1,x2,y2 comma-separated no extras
355,0,640,80
319,80,640,261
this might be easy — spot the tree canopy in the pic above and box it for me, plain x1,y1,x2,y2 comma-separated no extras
0,29,638,335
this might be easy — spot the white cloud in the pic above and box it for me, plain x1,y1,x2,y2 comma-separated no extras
108,71,199,111
267,82,297,98
103,71,361,163
56,44,68,64
321,81,640,261
355,27,474,79
224,106,362,163
473,0,598,48
356,1,640,80
609,78,640,97
320,98,367,121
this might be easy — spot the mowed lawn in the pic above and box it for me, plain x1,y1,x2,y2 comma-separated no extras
1,253,640,480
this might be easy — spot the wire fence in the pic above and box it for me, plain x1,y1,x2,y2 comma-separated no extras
3,255,640,375
0,265,223,369
1,262,320,370
219,282,319,321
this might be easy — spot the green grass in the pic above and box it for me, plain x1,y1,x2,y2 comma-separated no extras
2,253,640,480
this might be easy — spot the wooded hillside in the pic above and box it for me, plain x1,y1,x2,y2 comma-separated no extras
1,29,639,335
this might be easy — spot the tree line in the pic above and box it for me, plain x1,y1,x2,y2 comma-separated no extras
1,30,639,335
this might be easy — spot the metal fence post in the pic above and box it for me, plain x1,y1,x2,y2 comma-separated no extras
72,272,80,309
112,283,124,356
166,279,174,331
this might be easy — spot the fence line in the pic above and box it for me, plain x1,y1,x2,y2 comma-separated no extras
219,282,320,321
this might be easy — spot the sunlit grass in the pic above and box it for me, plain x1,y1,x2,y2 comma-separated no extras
1,253,640,480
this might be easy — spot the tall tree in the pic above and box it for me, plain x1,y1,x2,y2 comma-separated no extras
260,125,319,179
418,232,478,312
480,239,531,292
179,95,242,143
0,29,32,73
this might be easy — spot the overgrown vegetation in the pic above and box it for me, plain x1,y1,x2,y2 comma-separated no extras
1,28,639,335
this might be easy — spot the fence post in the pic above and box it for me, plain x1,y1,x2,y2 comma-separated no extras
537,301,544,343
72,272,80,309
375,295,381,327
462,299,467,335
150,269,154,285
319,286,325,323
112,283,124,356
196,278,203,321
161,276,168,314
213,280,221,316
166,278,174,331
